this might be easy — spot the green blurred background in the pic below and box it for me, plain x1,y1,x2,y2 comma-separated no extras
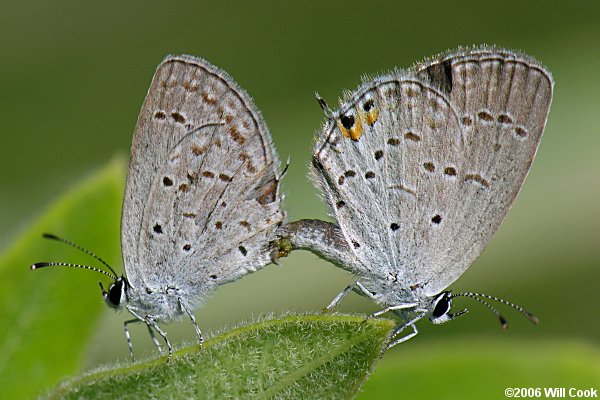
1,0,599,398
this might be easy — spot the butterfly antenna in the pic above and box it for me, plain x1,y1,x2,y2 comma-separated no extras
31,261,117,280
39,233,119,277
315,92,333,117
280,156,291,180
454,292,539,325
452,292,508,329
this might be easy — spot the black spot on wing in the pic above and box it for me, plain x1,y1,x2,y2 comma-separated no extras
420,59,454,96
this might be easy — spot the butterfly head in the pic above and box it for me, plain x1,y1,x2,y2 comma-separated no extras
428,291,468,324
428,291,539,329
100,276,128,309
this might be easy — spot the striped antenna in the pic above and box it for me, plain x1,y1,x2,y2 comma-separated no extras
452,292,539,326
31,261,117,280
315,92,333,117
40,233,119,277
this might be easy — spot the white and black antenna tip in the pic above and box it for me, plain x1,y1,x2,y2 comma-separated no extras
31,262,49,270
524,312,539,325
499,315,509,331
315,92,332,116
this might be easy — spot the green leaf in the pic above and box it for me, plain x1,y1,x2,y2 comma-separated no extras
46,314,394,400
0,158,125,399
360,339,600,399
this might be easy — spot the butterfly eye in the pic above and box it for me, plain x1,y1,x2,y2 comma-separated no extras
431,293,451,318
102,277,126,309
429,292,453,324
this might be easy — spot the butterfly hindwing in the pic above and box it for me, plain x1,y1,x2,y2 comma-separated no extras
122,55,284,294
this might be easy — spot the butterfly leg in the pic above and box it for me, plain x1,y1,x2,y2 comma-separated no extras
127,306,173,361
387,324,419,349
146,323,163,353
323,281,374,313
178,298,204,347
386,312,427,349
370,303,419,319
353,281,380,300
146,317,172,361
123,318,140,361
125,318,164,357
362,303,419,327
323,284,352,312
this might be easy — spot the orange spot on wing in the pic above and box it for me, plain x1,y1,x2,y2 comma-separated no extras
366,107,379,125
337,113,364,141
350,116,363,141
336,121,348,139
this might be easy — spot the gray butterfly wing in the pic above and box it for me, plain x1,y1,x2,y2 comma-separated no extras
122,55,284,294
312,46,552,297
312,76,464,288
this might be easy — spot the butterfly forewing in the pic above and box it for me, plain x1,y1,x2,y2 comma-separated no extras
122,55,283,291
412,49,553,295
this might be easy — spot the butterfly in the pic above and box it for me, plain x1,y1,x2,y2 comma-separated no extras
33,55,285,360
282,46,552,347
